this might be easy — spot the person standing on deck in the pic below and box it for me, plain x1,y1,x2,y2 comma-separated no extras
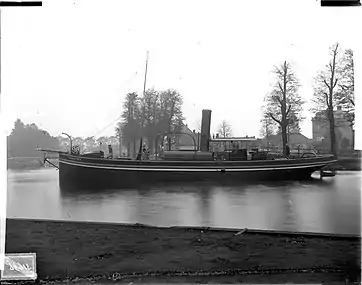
142,143,149,160
159,144,165,159
285,143,290,159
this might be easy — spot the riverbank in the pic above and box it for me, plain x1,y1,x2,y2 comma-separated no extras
5,218,361,283
7,157,44,170
331,157,361,171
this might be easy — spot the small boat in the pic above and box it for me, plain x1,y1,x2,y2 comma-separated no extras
320,168,337,177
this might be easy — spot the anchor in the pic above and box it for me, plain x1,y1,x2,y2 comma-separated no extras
43,155,59,170
37,146,66,171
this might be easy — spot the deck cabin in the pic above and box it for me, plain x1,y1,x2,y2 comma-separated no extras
209,137,265,161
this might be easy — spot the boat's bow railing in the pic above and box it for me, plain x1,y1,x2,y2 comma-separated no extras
154,132,198,160
36,147,68,155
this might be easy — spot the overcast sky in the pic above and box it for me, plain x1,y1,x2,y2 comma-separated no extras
1,0,360,142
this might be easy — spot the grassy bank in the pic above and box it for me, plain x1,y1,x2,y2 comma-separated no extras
7,157,44,170
5,218,361,283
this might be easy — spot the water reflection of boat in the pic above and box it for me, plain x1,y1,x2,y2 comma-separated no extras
51,109,337,190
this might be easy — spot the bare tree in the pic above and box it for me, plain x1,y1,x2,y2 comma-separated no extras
277,110,303,136
264,61,305,156
311,43,341,156
217,120,233,138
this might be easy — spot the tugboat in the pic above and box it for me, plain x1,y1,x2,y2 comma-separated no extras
38,109,337,190
39,53,337,189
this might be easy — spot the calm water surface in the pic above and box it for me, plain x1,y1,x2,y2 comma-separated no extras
7,168,361,235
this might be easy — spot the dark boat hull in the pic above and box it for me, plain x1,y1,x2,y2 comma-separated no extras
59,154,337,190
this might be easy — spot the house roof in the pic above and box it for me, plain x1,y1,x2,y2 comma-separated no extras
211,137,257,142
264,132,311,141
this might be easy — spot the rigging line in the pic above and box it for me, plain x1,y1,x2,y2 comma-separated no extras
89,68,141,139
115,58,147,97
112,70,139,109
92,114,123,138
115,70,139,94
90,55,148,139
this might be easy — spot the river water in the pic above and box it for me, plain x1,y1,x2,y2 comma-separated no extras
6,169,361,235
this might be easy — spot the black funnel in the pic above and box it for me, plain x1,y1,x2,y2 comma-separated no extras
200,109,212,152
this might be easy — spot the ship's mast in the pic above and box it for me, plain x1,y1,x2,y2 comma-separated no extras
136,51,149,157
143,51,149,96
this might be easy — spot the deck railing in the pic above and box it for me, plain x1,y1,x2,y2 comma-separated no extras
66,143,359,160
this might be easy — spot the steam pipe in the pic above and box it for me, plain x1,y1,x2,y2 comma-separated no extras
62,132,72,154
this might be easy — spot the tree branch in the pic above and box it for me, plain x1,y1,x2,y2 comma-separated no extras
323,92,329,107
269,113,281,125
278,82,284,93
286,104,292,116
323,78,330,89
333,78,338,88
328,62,333,73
